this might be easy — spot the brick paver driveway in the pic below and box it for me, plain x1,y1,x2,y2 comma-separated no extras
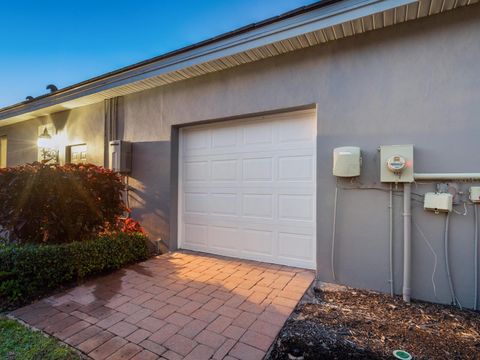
11,251,314,360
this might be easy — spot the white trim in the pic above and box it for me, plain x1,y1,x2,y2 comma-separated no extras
0,0,417,121
177,127,185,251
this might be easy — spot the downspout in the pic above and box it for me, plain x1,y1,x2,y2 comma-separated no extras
403,183,412,303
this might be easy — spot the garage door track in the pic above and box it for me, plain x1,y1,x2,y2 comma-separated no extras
11,251,314,360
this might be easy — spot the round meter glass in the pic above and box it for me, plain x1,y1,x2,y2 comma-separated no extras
387,155,406,173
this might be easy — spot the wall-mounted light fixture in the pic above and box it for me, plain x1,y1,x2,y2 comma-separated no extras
37,126,59,163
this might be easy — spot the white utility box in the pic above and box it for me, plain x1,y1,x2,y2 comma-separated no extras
333,146,361,177
380,145,414,183
109,140,132,173
424,192,453,213
470,187,480,203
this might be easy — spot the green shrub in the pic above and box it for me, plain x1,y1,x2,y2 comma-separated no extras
0,233,149,309
0,162,126,244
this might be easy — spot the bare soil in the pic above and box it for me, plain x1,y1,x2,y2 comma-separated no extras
267,285,480,360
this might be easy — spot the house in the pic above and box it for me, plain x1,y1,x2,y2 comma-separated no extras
1,0,479,309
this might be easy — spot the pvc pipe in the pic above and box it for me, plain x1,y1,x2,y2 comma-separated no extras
474,205,478,311
389,183,394,296
444,213,459,307
331,185,339,281
414,173,480,180
403,183,412,303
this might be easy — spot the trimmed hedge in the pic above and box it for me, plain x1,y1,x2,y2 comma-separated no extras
0,233,149,309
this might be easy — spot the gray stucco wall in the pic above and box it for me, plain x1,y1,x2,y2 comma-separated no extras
0,119,38,166
0,102,104,167
121,5,480,308
1,5,479,308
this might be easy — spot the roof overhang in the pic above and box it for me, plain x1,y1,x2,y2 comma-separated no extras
0,0,478,126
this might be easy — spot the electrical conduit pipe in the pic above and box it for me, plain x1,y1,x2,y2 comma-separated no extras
474,205,478,311
389,184,394,296
414,173,480,180
403,183,412,303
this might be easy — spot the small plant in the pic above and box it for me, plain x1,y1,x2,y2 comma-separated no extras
114,217,146,235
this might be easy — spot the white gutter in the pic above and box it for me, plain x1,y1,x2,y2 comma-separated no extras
0,0,417,121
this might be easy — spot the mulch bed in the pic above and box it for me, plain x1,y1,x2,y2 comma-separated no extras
267,285,480,359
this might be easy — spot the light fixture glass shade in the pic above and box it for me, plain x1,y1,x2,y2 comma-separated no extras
38,128,52,148
37,137,52,148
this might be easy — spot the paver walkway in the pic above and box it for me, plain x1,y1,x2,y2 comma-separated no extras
11,251,314,360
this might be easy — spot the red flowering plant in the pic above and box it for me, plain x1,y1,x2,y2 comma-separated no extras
117,217,146,235
0,162,144,244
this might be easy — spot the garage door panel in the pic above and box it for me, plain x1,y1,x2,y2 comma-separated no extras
184,192,209,214
242,193,274,219
179,110,316,269
243,229,274,256
242,158,273,181
211,159,238,181
184,161,209,182
278,232,315,261
278,115,316,144
243,122,274,146
278,155,314,181
210,193,238,216
209,225,239,251
183,129,210,153
278,194,315,221
184,223,208,246
212,126,238,149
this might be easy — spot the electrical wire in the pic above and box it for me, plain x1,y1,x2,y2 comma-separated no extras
444,213,462,309
453,202,468,216
412,219,438,299
331,184,339,281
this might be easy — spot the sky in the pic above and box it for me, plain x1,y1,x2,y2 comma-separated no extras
0,0,313,108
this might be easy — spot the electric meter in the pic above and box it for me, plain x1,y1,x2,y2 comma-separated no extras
379,145,414,183
386,155,406,173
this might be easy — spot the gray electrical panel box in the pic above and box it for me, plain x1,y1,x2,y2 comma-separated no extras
109,140,132,173
424,192,453,213
470,187,480,203
380,145,414,183
333,146,361,177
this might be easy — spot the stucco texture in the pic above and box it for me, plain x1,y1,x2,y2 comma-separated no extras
122,5,480,308
2,5,479,308
0,102,104,166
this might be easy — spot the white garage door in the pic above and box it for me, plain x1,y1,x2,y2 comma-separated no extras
178,110,316,269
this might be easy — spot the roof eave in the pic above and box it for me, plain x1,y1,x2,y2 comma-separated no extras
0,0,447,122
